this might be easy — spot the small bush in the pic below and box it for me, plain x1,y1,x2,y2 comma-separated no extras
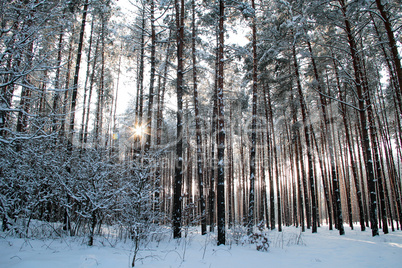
248,222,269,252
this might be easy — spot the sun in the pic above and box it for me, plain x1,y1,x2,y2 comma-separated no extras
133,124,145,137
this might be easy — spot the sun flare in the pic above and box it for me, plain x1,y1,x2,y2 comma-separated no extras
133,124,145,137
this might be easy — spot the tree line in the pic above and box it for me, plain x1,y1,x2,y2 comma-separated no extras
1,0,401,249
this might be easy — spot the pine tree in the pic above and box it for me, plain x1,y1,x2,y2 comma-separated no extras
173,0,185,239
216,0,226,246
247,0,258,235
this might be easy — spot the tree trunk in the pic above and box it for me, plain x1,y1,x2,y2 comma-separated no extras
94,18,106,149
155,30,171,219
292,43,317,233
145,0,156,151
173,0,185,239
339,0,378,236
134,7,146,156
366,85,388,234
83,32,100,145
265,84,282,232
217,0,226,246
312,126,333,229
191,0,206,235
334,54,365,231
79,19,94,150
209,48,218,232
291,92,305,232
68,0,89,153
247,0,258,235
51,27,64,137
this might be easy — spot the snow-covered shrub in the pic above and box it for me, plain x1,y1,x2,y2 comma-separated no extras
248,222,270,252
0,140,68,237
0,139,161,245
227,224,248,246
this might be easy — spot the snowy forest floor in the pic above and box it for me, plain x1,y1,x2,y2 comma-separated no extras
1,224,402,268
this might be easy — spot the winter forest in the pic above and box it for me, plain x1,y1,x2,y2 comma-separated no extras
1,0,402,266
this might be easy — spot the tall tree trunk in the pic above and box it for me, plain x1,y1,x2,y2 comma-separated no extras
292,43,317,233
284,117,298,227
94,38,104,148
173,0,185,239
191,0,206,235
265,84,282,232
378,95,402,229
247,0,258,235
307,40,341,234
240,124,247,226
311,126,333,229
260,128,269,228
79,19,94,150
145,0,156,151
83,32,100,145
111,43,122,158
366,85,388,234
339,0,378,236
334,54,366,231
134,7,146,156
227,107,234,228
68,0,89,153
59,31,74,141
265,88,275,230
217,0,226,246
184,100,193,226
209,48,218,232
338,132,353,229
51,27,64,136
155,30,171,219
291,92,305,232
295,134,305,232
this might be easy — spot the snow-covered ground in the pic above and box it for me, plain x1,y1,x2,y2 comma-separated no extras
1,225,402,268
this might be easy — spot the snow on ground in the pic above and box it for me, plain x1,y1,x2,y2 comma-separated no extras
1,225,402,268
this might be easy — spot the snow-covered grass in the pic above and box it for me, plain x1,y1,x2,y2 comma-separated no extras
1,225,402,268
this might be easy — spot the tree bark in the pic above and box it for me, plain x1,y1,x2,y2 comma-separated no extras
339,0,378,236
68,0,89,153
191,0,206,235
247,0,258,235
173,0,185,239
217,0,226,246
79,19,94,150
145,0,156,151
265,84,282,232
292,43,317,233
